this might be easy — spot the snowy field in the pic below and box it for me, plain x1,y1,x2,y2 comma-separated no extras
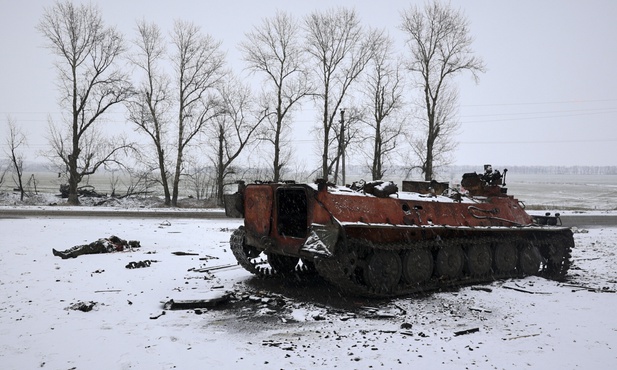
3,171,617,211
1,212,616,369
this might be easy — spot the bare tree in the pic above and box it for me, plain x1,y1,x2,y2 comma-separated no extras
304,8,375,182
400,1,485,180
128,20,226,207
240,11,312,182
360,31,406,180
127,20,174,205
4,116,27,200
169,20,226,206
123,166,159,198
331,107,364,185
184,157,214,200
0,164,7,190
37,1,134,204
204,76,266,206
407,84,459,179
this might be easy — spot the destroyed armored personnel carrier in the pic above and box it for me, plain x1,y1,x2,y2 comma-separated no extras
225,166,573,297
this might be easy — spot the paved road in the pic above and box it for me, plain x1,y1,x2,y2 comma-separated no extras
558,214,617,228
1,207,615,228
0,207,228,219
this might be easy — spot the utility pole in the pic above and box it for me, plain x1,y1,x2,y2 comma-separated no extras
334,109,346,185
340,109,346,185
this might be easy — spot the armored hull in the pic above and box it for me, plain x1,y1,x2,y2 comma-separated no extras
226,170,573,297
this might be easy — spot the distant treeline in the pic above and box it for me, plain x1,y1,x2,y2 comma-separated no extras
446,165,617,176
9,161,617,179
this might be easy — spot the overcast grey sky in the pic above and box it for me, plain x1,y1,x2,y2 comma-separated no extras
1,0,616,168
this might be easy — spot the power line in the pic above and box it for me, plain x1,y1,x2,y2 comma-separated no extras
462,138,617,145
461,98,617,108
461,109,616,124
461,107,617,119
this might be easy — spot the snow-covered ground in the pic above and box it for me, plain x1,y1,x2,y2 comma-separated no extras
1,210,616,369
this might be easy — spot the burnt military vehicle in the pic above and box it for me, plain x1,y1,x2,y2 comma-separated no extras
225,166,573,297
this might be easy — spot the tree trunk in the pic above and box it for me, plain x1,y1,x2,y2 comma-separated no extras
372,121,382,181
17,173,25,201
67,123,80,205
321,139,329,181
321,130,329,181
273,118,281,182
171,145,182,207
424,152,433,181
156,145,171,206
216,131,225,207
321,89,330,181
424,89,436,181
67,168,80,205
424,123,435,181
216,171,224,207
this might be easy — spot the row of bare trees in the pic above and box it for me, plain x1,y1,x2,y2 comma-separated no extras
1,117,27,200
37,2,133,205
28,0,484,206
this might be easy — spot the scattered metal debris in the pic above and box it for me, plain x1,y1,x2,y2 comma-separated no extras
262,340,296,351
172,251,199,256
454,328,480,336
67,301,97,312
125,260,158,269
150,311,165,320
469,306,492,313
189,263,238,273
199,255,220,261
503,285,551,295
562,283,616,293
360,304,406,319
164,291,232,310
502,333,540,340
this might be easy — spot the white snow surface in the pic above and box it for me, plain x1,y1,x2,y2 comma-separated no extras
1,197,617,369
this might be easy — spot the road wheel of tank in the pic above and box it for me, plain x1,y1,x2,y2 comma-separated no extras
493,243,518,274
402,248,433,285
363,250,402,293
465,243,492,276
435,244,465,279
231,228,260,259
544,234,572,279
547,242,566,266
518,244,542,276
230,226,264,275
267,253,299,274
299,258,317,274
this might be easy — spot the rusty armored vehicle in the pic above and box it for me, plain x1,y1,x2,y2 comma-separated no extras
225,166,573,297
